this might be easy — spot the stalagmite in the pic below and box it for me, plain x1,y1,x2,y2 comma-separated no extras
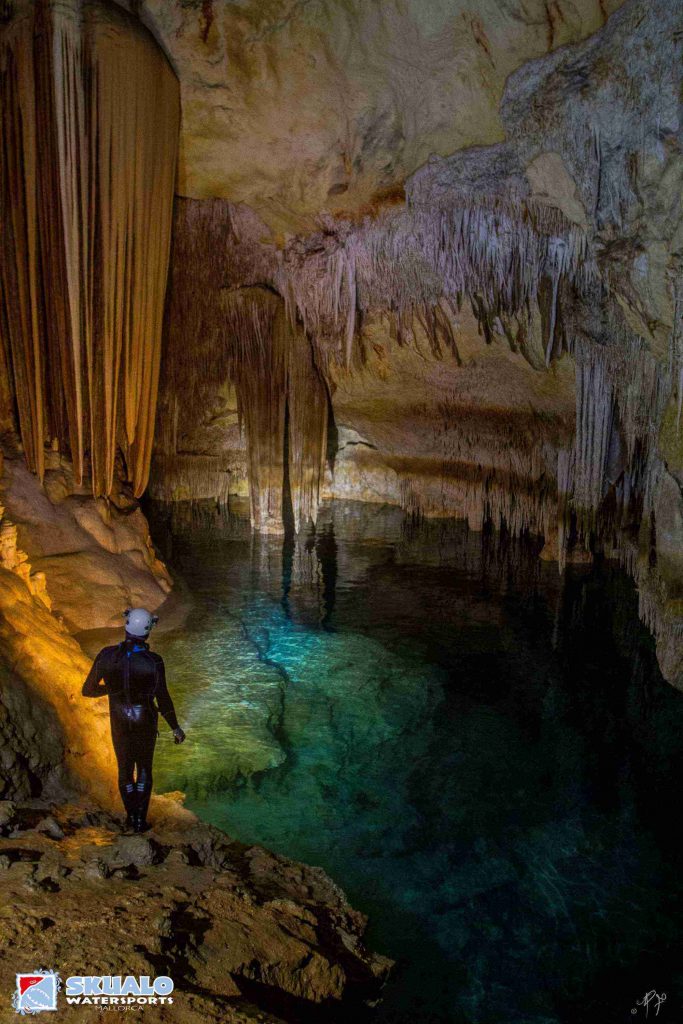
0,0,179,498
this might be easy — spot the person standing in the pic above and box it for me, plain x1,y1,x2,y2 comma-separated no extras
82,608,186,833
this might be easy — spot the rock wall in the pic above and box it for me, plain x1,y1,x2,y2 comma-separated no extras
0,541,117,807
0,442,170,800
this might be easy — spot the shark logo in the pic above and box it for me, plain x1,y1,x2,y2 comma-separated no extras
12,971,61,1015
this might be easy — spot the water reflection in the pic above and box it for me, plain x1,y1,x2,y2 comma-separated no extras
145,499,683,1024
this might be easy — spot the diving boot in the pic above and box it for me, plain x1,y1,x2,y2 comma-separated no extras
132,810,151,834
121,784,137,832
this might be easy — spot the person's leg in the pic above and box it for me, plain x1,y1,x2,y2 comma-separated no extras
131,710,158,831
110,707,137,826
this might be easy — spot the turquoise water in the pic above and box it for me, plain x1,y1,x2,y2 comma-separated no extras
146,501,683,1024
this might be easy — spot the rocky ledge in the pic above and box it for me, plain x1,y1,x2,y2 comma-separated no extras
0,800,392,1023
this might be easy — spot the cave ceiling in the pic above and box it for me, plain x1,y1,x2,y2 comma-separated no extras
130,0,625,238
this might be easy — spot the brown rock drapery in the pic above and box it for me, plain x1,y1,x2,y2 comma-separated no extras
158,256,329,534
226,293,328,534
0,0,179,498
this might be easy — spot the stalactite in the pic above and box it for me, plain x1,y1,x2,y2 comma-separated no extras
396,460,557,538
276,196,596,370
159,271,328,533
166,193,593,409
285,315,328,533
544,240,567,366
636,573,683,683
669,274,683,431
0,26,45,481
122,187,571,390
218,294,329,533
160,194,594,535
148,454,233,506
36,0,89,483
555,326,669,566
226,290,287,533
161,187,662,550
572,350,615,516
555,448,574,575
0,0,179,498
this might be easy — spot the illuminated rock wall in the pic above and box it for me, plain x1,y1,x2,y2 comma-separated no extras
0,538,117,807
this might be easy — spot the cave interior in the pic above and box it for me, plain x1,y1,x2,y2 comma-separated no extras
0,0,682,1021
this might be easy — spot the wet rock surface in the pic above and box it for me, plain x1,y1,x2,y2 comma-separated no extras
0,800,392,1023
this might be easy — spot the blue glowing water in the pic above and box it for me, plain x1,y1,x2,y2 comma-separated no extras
146,501,683,1024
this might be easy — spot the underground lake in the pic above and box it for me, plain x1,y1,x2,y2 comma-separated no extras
141,499,683,1024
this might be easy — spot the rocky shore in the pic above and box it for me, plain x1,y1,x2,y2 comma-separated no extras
0,799,392,1023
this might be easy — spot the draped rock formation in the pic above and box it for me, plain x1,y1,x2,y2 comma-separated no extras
0,0,179,498
227,293,328,535
155,224,328,533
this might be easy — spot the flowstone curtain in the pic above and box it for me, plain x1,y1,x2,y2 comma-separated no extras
0,0,179,497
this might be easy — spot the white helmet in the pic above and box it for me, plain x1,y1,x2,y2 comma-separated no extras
123,607,159,638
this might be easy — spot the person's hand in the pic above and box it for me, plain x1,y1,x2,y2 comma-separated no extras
173,727,186,744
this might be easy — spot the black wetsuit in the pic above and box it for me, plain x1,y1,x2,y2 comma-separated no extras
82,638,179,822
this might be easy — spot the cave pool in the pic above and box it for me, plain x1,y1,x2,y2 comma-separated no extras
144,500,683,1024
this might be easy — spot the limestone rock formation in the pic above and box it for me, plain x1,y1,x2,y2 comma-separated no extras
0,0,680,1015
1,455,171,632
0,800,393,1022
0,557,117,807
0,445,170,796
155,279,329,532
135,0,623,237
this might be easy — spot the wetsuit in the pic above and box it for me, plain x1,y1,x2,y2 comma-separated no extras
82,638,179,823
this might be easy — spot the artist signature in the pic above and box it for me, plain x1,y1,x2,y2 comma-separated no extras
632,991,667,1017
